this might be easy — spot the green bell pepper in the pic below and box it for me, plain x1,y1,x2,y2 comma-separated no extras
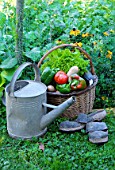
56,83,71,94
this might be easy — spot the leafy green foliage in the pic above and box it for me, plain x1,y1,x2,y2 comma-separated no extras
1,67,18,81
24,47,41,62
41,49,89,76
0,0,114,108
0,57,17,69
0,12,6,27
0,56,18,95
0,87,4,98
0,75,5,87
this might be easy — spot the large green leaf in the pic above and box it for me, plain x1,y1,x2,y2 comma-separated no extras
25,47,41,62
0,75,6,87
25,31,37,41
0,57,17,69
0,12,6,27
3,35,13,42
1,67,18,82
0,87,4,98
0,42,6,51
0,51,5,55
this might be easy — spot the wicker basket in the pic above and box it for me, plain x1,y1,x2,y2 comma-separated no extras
38,44,98,118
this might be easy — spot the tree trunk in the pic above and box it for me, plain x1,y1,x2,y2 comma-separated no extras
15,0,24,63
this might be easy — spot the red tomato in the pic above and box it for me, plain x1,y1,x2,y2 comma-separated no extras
54,71,68,84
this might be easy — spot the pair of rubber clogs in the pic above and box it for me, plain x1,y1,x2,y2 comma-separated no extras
59,110,108,144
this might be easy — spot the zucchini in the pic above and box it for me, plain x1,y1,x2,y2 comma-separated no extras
41,67,55,85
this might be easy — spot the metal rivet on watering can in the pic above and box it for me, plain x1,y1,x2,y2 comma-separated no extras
5,62,76,140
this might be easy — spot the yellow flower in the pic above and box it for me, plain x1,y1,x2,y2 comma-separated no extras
70,30,75,35
103,32,109,36
82,34,85,37
34,8,37,10
106,50,112,59
93,42,97,46
101,96,106,100
77,42,82,47
73,42,82,47
82,33,89,37
47,0,54,5
106,54,112,59
108,50,112,55
70,29,80,36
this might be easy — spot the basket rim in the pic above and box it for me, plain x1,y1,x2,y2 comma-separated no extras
47,75,98,97
38,44,95,75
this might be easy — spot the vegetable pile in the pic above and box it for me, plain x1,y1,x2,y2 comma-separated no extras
40,48,90,94
41,67,88,94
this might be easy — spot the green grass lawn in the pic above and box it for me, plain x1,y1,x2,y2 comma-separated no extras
0,104,115,170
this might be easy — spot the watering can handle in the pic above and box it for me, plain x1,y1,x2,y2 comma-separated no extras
9,62,40,97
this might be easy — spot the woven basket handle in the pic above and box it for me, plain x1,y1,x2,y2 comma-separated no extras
38,44,95,75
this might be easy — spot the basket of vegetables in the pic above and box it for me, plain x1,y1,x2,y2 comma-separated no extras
38,44,98,118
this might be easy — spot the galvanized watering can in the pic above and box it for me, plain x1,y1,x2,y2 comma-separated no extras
5,62,75,139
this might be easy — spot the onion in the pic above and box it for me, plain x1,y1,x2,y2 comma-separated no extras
47,85,56,92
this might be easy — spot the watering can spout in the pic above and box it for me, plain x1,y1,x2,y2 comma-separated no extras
40,96,76,130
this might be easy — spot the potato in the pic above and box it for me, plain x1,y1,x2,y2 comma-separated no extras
47,85,56,92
